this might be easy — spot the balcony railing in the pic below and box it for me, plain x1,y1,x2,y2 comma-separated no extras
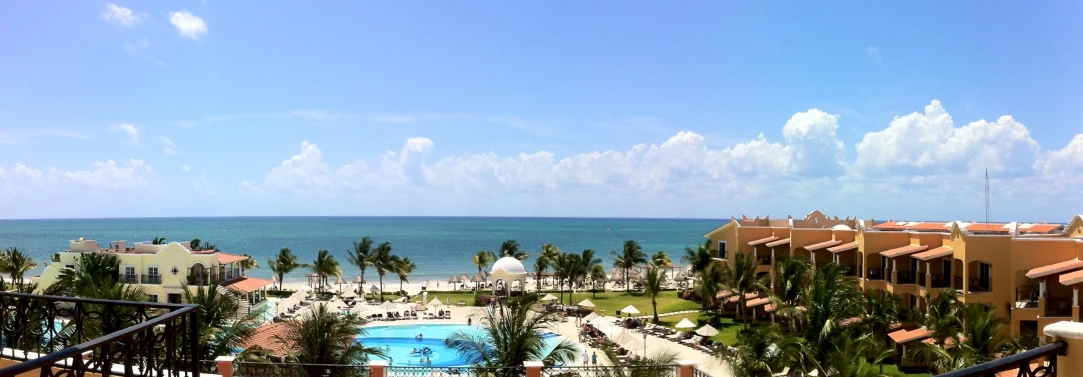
141,274,162,284
970,277,992,292
1047,297,1073,317
930,273,950,288
895,271,914,285
841,264,857,276
120,274,138,284
1017,285,1039,308
0,291,200,377
867,268,883,280
917,272,927,287
756,255,771,265
187,272,219,286
937,341,1064,377
954,275,964,290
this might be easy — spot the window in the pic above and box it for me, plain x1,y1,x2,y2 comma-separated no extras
148,266,159,276
717,241,728,259
64,264,75,270
124,266,136,276
168,294,182,304
148,294,159,303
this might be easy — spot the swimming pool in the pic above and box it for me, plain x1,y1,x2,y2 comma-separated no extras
358,324,568,367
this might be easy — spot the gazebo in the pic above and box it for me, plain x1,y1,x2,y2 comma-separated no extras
490,257,528,299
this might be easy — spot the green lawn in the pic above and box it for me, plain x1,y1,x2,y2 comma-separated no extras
409,291,481,306
562,290,701,318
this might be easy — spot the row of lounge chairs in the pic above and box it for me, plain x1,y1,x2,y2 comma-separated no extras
639,323,725,356
366,310,454,321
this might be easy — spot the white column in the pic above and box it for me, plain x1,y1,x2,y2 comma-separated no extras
1075,287,1079,307
1041,280,1048,298
811,253,816,265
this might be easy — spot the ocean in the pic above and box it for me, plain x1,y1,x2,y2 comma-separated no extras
0,217,724,283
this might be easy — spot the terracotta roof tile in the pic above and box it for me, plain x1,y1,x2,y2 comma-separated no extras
225,277,273,293
805,240,843,251
764,303,777,313
765,238,791,248
727,292,758,303
716,289,737,299
748,236,779,246
913,246,953,261
745,297,771,307
827,241,859,253
1060,269,1083,286
218,253,248,264
1026,259,1083,279
239,322,293,356
881,244,929,258
889,328,932,344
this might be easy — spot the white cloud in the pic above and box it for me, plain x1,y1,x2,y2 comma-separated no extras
181,164,191,172
169,10,208,40
101,3,146,26
866,45,883,65
191,173,219,195
0,159,157,195
159,137,179,155
108,124,139,145
1036,135,1083,181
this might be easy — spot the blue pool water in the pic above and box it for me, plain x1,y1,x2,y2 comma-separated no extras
359,324,567,367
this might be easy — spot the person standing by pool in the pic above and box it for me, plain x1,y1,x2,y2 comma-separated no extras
591,352,597,366
581,350,588,365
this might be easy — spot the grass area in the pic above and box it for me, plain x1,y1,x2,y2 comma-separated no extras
563,290,701,317
411,291,482,306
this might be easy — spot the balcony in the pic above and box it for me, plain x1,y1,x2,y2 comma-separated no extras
141,273,162,284
969,277,992,293
0,291,200,376
120,274,138,284
841,264,857,276
954,275,964,290
756,255,771,265
867,268,883,280
917,273,927,287
1016,285,1039,309
930,273,950,288
1046,297,1073,317
895,271,915,285
187,272,219,286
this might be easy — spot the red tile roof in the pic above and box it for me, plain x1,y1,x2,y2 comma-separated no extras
764,303,777,313
238,322,293,356
804,240,843,251
1061,269,1083,286
745,297,771,307
748,236,779,246
880,244,929,258
765,238,791,248
218,253,249,264
912,246,953,261
872,221,1063,234
827,241,859,253
888,328,933,344
716,289,737,299
1026,259,1083,279
225,277,273,293
727,292,758,303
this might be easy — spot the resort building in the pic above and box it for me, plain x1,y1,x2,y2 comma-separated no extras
33,239,273,313
705,210,1083,340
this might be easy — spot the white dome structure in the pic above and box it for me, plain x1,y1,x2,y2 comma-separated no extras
490,257,528,297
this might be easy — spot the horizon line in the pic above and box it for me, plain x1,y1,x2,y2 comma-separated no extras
0,215,731,222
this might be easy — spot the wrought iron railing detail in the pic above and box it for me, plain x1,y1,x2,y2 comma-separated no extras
388,366,523,377
540,365,677,377
937,340,1065,377
0,291,201,377
235,361,370,377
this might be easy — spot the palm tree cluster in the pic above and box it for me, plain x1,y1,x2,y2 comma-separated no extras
269,248,307,291
448,295,578,371
0,247,37,286
715,254,1032,377
345,237,413,301
536,246,603,304
273,303,386,376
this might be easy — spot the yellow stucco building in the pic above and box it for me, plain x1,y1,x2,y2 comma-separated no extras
705,210,1083,341
33,239,272,314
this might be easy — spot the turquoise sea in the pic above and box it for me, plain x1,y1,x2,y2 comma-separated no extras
0,217,723,283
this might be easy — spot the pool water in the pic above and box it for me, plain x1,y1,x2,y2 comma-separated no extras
358,324,568,367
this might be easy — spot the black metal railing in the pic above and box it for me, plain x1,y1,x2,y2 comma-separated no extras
930,273,949,288
141,274,162,284
867,268,883,280
896,271,914,284
1047,297,1073,317
540,365,678,377
1017,285,1039,308
236,361,370,377
917,272,928,287
841,264,857,276
757,255,771,265
390,365,522,377
969,277,992,292
0,291,201,377
954,275,964,290
937,340,1064,377
121,274,139,284
187,272,219,286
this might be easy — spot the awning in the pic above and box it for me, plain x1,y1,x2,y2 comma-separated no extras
224,277,273,293
748,236,779,246
888,328,932,344
827,241,859,253
727,292,758,303
912,246,953,261
745,297,771,307
880,244,929,258
715,289,737,299
1026,259,1083,279
765,238,791,248
763,303,777,313
805,240,843,251
1060,269,1083,285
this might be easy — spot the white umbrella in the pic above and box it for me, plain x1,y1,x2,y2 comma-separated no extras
352,303,368,313
369,285,381,293
577,299,595,308
428,298,444,307
696,324,719,337
341,290,358,298
378,301,397,311
329,299,348,309
583,313,597,322
675,318,697,329
620,305,640,315
540,293,559,302
611,331,638,346
589,317,611,326
353,276,365,284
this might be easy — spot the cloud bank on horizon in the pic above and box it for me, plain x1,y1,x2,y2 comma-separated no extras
2,100,1081,221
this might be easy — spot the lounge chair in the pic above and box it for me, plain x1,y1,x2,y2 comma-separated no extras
681,335,702,346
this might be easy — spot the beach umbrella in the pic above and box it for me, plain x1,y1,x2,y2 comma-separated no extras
541,293,558,302
353,276,365,284
583,313,597,322
620,305,640,316
428,297,444,307
449,275,460,283
611,331,638,346
696,324,719,337
471,273,487,291
577,299,595,308
351,303,368,314
674,318,696,330
336,276,348,292
378,301,397,311
589,317,610,326
341,289,357,298
330,298,348,309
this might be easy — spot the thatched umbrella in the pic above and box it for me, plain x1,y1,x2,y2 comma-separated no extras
336,276,348,293
471,273,487,291
449,275,460,291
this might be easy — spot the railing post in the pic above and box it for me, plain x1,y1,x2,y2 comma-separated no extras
1044,321,1083,375
676,360,697,377
215,356,235,377
523,361,543,377
369,360,388,377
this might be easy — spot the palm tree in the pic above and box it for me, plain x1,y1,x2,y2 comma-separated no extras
697,264,724,310
611,240,647,293
189,238,218,251
820,333,895,377
268,248,306,291
651,250,673,268
371,242,399,301
274,303,386,377
921,303,1015,369
394,256,417,296
240,254,259,275
183,284,260,361
642,266,665,323
553,252,582,304
579,249,601,292
347,237,375,287
682,239,714,276
472,250,497,274
720,252,767,327
500,239,529,261
532,256,549,293
151,236,167,245
857,290,902,343
448,295,578,372
772,256,811,306
793,262,864,370
3,247,36,286
590,264,607,298
724,325,807,377
925,289,962,346
310,250,340,293
537,244,562,290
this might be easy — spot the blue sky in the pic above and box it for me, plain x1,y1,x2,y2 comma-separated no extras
2,1,1083,221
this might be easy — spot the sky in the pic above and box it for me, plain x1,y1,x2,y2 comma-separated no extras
2,1,1083,222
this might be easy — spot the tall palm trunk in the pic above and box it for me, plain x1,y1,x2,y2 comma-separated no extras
625,268,630,293
652,296,658,323
379,274,385,301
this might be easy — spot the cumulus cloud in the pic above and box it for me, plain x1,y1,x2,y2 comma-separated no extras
854,100,1039,178
169,10,208,40
108,124,139,145
0,159,157,195
160,137,178,155
1036,135,1083,180
191,173,219,195
181,164,191,172
101,3,145,26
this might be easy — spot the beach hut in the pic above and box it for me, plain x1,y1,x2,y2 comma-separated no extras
470,273,487,291
460,274,470,289
335,276,348,293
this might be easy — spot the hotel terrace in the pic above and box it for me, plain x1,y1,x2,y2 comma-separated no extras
32,239,273,313
705,210,1083,341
